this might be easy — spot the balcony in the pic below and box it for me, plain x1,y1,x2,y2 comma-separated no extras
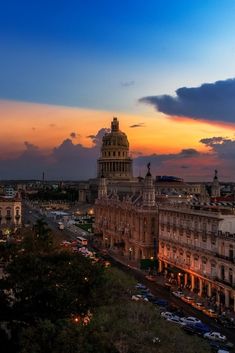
215,277,235,289
215,253,235,264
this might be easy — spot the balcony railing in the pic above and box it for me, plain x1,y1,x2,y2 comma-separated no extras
215,253,235,264
215,276,235,289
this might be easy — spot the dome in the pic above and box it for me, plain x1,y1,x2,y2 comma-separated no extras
97,117,133,180
101,117,129,148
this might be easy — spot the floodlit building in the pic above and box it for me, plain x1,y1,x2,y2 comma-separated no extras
94,166,158,261
158,203,235,311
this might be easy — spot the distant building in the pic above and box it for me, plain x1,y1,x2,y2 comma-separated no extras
4,185,16,198
0,195,22,234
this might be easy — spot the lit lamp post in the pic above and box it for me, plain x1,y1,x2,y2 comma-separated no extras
129,247,132,260
153,237,157,273
178,272,183,288
104,236,108,248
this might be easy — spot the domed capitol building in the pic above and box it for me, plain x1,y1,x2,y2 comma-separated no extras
97,117,133,180
93,117,235,313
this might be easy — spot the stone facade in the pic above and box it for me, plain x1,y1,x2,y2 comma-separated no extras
158,204,235,311
94,170,158,261
0,196,22,232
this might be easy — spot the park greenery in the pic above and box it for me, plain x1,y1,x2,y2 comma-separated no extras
0,220,210,353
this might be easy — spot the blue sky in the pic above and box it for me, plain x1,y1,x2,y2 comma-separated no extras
1,0,235,112
1,0,235,180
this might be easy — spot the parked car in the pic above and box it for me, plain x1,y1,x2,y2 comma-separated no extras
164,283,172,291
153,298,168,307
181,316,202,325
183,323,211,336
204,332,227,342
131,294,149,302
181,296,194,304
209,341,232,353
145,275,156,282
216,316,235,329
166,316,184,325
172,290,184,298
161,311,174,319
143,293,156,302
135,283,146,290
192,302,205,311
202,308,218,318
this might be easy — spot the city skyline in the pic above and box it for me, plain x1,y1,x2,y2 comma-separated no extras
1,0,235,180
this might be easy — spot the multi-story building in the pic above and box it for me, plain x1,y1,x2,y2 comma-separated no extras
0,195,22,234
94,166,158,261
158,204,235,311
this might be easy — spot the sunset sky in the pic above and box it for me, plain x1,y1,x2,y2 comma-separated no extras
1,0,235,180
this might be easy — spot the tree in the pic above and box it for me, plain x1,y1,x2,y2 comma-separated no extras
90,302,210,353
19,319,118,353
4,250,104,323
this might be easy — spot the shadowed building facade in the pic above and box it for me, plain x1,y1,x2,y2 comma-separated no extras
94,165,158,261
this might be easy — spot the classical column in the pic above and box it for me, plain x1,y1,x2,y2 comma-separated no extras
216,291,220,306
159,260,163,272
184,273,188,286
225,289,230,308
207,282,212,297
191,274,195,291
199,278,203,296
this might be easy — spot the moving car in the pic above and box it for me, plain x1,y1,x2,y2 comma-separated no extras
192,302,205,311
181,296,194,304
202,308,218,318
204,332,227,342
172,291,184,298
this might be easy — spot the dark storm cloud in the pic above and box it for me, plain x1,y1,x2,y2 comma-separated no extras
200,136,226,147
134,148,201,167
129,123,145,128
120,80,135,87
139,78,235,123
200,136,235,159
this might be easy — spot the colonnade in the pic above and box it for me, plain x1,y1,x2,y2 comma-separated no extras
159,260,235,312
